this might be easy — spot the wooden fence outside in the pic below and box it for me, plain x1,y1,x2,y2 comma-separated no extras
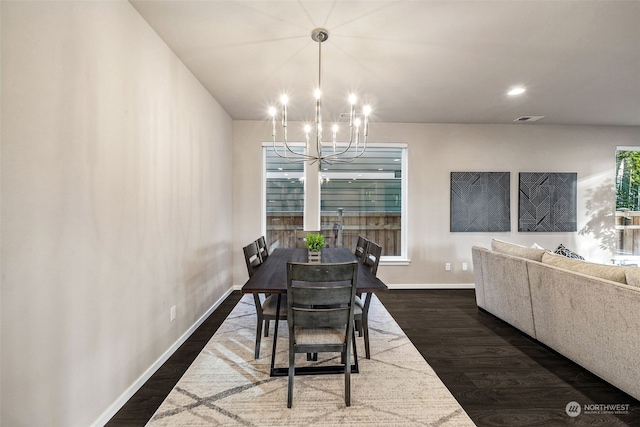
615,210,640,255
266,211,401,256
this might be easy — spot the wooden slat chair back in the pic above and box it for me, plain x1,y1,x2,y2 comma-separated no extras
363,241,382,276
243,241,262,277
286,261,358,408
354,235,369,260
256,236,269,262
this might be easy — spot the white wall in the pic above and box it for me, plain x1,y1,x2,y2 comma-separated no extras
232,121,640,287
1,2,233,426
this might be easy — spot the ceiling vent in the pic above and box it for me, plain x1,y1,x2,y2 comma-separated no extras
514,115,545,122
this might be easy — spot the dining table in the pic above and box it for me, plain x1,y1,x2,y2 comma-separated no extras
241,247,388,376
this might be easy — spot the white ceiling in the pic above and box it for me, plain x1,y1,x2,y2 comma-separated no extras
130,1,640,126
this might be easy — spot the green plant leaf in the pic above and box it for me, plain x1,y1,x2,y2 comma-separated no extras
305,233,325,251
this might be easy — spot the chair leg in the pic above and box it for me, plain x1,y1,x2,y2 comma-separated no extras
255,316,264,359
363,318,370,359
351,328,359,374
264,320,270,337
345,346,352,407
287,352,295,408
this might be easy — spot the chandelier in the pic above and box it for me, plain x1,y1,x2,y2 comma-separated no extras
269,28,371,164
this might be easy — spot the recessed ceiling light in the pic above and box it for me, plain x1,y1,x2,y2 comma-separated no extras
508,87,526,96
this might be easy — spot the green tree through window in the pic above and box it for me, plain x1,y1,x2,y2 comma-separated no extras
616,150,640,211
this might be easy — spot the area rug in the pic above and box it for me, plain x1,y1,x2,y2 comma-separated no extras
146,294,475,426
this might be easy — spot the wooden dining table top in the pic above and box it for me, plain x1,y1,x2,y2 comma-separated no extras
241,247,388,294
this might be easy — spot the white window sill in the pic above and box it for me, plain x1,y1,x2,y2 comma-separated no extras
380,258,410,266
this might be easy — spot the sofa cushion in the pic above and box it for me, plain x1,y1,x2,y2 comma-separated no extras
554,243,584,260
625,268,640,288
491,239,546,262
541,252,628,284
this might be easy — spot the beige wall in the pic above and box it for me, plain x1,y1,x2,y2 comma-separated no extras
233,121,640,287
1,2,233,426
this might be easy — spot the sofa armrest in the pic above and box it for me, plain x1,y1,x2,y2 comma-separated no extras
471,246,487,308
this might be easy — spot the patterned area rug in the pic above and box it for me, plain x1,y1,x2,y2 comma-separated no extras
146,294,475,426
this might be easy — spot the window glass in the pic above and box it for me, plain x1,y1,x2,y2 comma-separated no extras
265,146,304,249
615,148,640,262
320,146,405,257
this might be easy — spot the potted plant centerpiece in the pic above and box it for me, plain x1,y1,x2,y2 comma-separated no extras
306,233,325,263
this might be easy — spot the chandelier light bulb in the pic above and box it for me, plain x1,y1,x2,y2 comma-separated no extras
363,105,372,116
280,94,289,105
349,94,357,105
315,88,322,100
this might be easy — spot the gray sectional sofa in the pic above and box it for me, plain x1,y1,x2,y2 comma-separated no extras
472,240,640,401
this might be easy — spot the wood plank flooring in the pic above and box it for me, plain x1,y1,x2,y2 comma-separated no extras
107,290,640,426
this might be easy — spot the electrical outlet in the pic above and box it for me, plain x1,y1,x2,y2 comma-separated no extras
170,306,176,322
445,262,451,271
462,262,468,271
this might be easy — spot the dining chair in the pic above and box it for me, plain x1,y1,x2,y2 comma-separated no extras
354,235,369,260
243,241,286,359
286,261,359,408
256,235,269,262
355,240,382,359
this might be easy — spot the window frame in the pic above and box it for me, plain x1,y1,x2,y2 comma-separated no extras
262,141,409,264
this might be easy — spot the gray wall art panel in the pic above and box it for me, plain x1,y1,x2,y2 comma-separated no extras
450,172,510,232
518,172,577,232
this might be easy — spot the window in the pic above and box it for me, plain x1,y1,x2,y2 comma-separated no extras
263,143,407,261
615,147,640,259
321,145,407,259
264,145,304,249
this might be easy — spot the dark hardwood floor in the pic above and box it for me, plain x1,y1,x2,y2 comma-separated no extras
107,290,640,426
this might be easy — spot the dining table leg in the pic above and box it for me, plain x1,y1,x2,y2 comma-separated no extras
269,294,282,376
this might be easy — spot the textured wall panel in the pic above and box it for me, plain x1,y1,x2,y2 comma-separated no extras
451,172,510,232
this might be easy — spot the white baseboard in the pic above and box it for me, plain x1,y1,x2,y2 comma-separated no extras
92,287,235,427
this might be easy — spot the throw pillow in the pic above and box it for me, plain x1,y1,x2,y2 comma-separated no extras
491,239,546,262
554,243,584,260
625,268,640,288
541,252,628,284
